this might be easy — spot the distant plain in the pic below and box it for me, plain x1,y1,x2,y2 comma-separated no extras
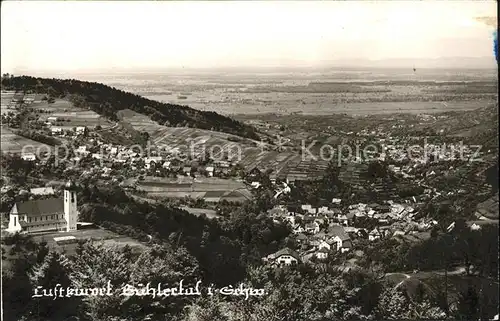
76,67,498,116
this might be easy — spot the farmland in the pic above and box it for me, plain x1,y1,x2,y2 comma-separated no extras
0,126,52,154
136,176,252,202
0,91,18,115
81,69,497,116
28,99,111,129
119,109,329,177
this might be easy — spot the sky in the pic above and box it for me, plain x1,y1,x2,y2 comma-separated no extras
1,1,497,73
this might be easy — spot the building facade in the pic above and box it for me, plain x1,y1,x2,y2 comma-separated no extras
7,181,78,234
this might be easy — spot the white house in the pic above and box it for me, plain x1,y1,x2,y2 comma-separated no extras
250,182,261,189
318,240,332,251
7,181,78,234
21,153,36,162
205,166,215,177
315,247,329,260
51,127,63,135
264,248,301,267
47,116,58,123
369,228,382,241
328,226,352,253
75,126,87,135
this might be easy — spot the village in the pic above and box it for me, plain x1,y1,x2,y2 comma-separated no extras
1,89,498,271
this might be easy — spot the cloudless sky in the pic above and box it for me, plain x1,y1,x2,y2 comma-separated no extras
1,1,497,73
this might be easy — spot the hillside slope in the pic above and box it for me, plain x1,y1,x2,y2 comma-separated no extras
1,75,259,140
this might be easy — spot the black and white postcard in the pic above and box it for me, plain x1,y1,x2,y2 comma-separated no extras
1,1,498,320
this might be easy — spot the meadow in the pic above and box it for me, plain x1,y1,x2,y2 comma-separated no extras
0,126,52,154
136,176,252,202
0,92,17,115
30,99,111,129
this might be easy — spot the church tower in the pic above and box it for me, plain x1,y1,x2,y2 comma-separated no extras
64,180,78,231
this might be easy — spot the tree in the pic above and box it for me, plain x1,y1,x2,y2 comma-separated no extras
28,251,78,320
68,242,132,321
455,286,480,320
375,287,447,320
182,297,230,321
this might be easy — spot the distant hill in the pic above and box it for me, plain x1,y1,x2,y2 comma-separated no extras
0,75,260,140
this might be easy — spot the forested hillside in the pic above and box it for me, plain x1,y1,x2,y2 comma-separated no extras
1,75,260,140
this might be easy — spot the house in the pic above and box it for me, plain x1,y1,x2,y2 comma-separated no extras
393,230,405,237
23,97,34,104
304,221,320,234
315,247,329,260
369,228,382,241
75,126,88,135
205,166,215,177
332,198,342,204
338,215,348,226
317,206,328,214
47,116,58,123
182,166,192,175
145,156,163,169
296,233,307,243
29,187,55,196
21,153,36,162
327,226,352,253
216,160,230,168
250,181,261,189
51,127,63,135
301,204,313,212
318,240,332,251
7,181,78,234
264,248,301,267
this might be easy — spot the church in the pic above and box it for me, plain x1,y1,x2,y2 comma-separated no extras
7,181,78,234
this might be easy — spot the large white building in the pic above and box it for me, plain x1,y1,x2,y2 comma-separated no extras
7,181,78,234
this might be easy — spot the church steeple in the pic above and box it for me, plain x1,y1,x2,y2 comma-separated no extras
65,180,77,191
64,180,78,231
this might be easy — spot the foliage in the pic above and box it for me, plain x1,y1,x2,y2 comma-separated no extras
375,287,447,320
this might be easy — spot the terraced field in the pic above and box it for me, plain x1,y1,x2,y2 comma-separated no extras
118,109,316,174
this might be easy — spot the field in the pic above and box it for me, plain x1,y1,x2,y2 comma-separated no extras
179,206,220,219
82,69,497,116
137,176,252,202
1,91,17,115
118,109,320,175
31,227,147,255
29,99,111,129
0,126,52,154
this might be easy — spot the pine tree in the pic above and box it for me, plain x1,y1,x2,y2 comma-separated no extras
68,242,132,321
28,251,78,320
